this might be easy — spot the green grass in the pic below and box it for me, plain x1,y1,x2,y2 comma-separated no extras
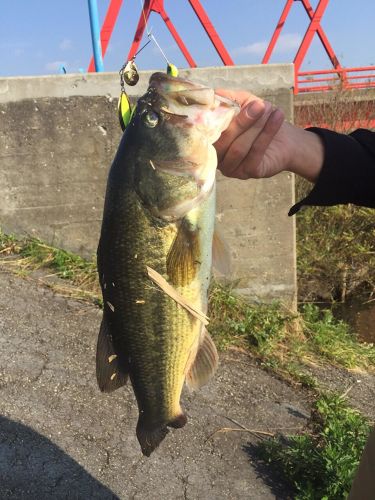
296,203,375,303
208,284,375,377
256,393,371,499
302,303,375,370
20,239,97,281
208,284,292,354
0,230,100,303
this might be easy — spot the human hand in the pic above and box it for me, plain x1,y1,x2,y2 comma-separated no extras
214,89,324,183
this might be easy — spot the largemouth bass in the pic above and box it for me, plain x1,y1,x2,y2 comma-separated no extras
96,72,238,456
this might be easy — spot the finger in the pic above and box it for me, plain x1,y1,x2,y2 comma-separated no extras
236,109,285,180
218,102,273,176
215,88,257,107
215,99,268,163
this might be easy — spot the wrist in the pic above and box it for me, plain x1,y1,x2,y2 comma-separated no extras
285,124,324,183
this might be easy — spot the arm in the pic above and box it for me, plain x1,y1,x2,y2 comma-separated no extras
290,127,375,214
214,89,375,213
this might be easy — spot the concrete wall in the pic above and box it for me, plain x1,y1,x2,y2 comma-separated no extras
0,64,296,305
294,87,375,106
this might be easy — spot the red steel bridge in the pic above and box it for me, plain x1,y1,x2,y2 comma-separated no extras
88,0,375,95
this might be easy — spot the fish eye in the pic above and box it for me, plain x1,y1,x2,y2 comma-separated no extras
142,110,159,128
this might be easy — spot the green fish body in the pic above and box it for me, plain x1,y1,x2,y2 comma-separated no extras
96,73,238,456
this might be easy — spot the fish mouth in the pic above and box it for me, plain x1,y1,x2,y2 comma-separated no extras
149,72,239,142
150,72,216,106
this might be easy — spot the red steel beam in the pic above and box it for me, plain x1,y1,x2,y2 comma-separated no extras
262,0,293,64
263,0,347,93
298,83,375,93
344,74,375,81
188,0,234,65
294,0,330,73
299,74,375,84
128,0,196,66
299,0,342,71
297,65,375,92
293,0,331,92
88,0,123,72
158,7,197,67
89,0,232,71
300,65,375,76
127,0,154,61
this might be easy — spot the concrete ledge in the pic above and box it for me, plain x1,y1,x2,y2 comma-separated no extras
0,64,294,103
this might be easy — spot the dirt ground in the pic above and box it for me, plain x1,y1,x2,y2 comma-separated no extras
0,269,317,499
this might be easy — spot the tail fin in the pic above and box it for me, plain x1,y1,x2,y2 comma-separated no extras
136,413,187,457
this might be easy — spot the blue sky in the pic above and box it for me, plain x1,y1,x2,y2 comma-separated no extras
0,0,374,77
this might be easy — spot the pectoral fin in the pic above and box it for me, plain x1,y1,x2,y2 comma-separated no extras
212,227,231,275
96,313,128,392
186,328,218,390
167,218,200,286
159,191,208,220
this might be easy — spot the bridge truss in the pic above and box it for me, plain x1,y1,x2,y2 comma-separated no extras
88,0,375,94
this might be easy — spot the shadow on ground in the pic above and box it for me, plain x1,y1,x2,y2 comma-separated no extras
243,442,293,500
0,416,118,499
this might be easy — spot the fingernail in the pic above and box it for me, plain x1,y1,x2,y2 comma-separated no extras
245,100,265,119
269,108,284,124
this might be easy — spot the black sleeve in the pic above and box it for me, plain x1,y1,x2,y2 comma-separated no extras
289,127,375,216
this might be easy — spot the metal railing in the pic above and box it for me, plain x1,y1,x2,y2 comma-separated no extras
296,66,375,93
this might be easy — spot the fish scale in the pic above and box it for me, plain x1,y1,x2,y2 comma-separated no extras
102,187,196,421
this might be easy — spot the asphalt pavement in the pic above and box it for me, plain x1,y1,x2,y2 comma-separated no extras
0,269,310,499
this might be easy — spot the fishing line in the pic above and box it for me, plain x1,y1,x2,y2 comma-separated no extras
138,0,151,36
134,38,152,57
149,33,170,65
138,0,170,65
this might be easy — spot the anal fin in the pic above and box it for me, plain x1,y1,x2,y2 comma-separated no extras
186,328,218,390
96,313,128,392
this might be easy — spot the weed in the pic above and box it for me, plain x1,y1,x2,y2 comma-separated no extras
295,88,375,134
208,284,375,375
296,203,375,303
208,284,293,354
256,393,371,499
302,303,375,370
294,90,375,303
0,231,20,254
0,230,100,302
282,363,318,389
